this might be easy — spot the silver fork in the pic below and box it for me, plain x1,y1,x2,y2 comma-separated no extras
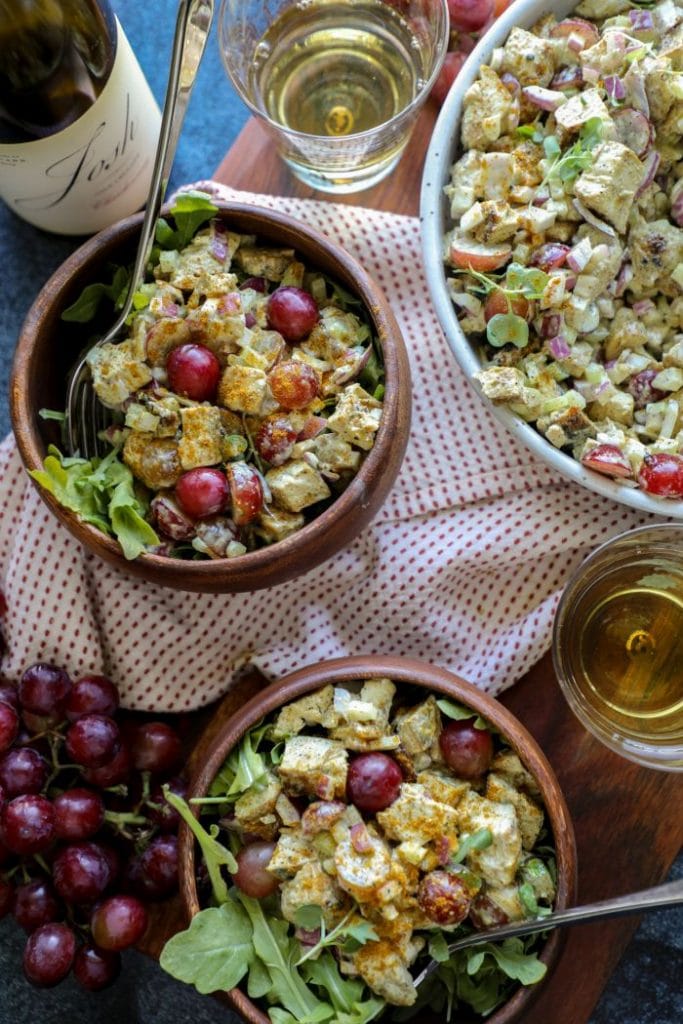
65,0,214,459
413,876,683,987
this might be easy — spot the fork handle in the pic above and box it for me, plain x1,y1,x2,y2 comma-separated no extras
113,0,214,333
415,877,683,986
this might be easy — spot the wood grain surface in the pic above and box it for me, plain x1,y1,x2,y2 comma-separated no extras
139,102,683,1023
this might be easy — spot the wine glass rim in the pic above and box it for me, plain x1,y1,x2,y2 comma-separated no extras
217,0,450,144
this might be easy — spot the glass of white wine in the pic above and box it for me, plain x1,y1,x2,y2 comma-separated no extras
217,0,449,193
553,524,683,771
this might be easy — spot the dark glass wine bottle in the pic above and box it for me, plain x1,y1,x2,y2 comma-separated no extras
0,0,161,234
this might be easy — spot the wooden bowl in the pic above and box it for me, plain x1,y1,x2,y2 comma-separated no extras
179,655,577,1024
11,203,411,593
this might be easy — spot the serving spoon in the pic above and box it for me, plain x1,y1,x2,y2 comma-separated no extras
414,876,683,987
65,0,214,459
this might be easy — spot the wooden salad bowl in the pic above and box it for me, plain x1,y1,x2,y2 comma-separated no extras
11,203,411,593
178,654,578,1024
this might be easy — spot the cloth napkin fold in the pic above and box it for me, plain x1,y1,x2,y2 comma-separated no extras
0,183,657,711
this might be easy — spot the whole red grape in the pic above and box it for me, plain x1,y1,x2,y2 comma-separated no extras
439,719,493,779
266,286,319,342
23,922,76,987
147,777,187,832
0,794,56,855
166,344,221,401
13,879,61,932
431,50,467,106
137,834,179,899
53,788,105,841
52,842,111,904
447,0,494,32
346,753,403,813
234,841,278,898
73,944,121,991
0,747,48,797
130,722,182,776
175,468,229,519
65,675,119,721
226,462,263,525
83,743,132,788
65,714,121,769
91,894,149,951
19,663,71,716
268,361,320,410
418,870,472,925
0,683,19,710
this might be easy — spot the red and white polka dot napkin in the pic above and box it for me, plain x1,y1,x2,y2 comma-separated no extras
0,184,658,710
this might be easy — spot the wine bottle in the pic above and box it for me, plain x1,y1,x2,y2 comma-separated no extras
0,0,161,235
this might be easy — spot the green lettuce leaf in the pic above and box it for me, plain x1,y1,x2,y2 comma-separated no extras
159,903,252,994
29,446,159,559
61,264,130,322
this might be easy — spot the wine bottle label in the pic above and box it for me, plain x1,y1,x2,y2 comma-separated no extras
0,20,161,235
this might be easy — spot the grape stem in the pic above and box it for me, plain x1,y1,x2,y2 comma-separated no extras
104,810,148,827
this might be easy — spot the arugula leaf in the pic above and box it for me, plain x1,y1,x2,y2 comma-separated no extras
61,264,130,322
518,882,552,917
163,787,237,905
436,698,489,731
295,907,378,965
303,952,385,1024
39,409,66,423
156,190,218,251
450,828,493,865
428,932,451,964
238,893,326,1020
483,938,547,985
159,903,252,994
516,123,544,143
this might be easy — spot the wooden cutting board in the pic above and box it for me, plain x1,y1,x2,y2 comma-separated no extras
140,105,683,1024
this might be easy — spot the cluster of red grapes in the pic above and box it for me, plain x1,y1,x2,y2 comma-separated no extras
0,663,186,990
432,0,512,106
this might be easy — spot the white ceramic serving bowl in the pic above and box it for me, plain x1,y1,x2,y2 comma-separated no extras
421,0,683,519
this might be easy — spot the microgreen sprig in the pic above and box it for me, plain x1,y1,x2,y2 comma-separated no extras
540,117,603,189
455,263,549,349
294,905,379,965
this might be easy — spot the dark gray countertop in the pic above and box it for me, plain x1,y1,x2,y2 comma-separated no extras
0,2,681,1021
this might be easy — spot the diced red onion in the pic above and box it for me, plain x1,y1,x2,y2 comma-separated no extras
564,273,577,291
218,292,241,315
315,774,335,801
532,192,550,207
635,150,661,198
301,801,346,834
350,822,373,853
500,72,520,96
567,236,593,273
522,85,567,111
567,32,585,52
613,262,633,297
609,31,627,51
295,927,322,947
244,312,257,328
547,335,571,360
332,346,372,385
298,415,327,441
582,66,600,83
632,299,655,316
572,198,617,238
210,237,228,262
239,276,267,292
604,75,626,103
161,301,179,317
540,314,562,339
629,10,654,31
551,66,583,91
604,359,616,370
